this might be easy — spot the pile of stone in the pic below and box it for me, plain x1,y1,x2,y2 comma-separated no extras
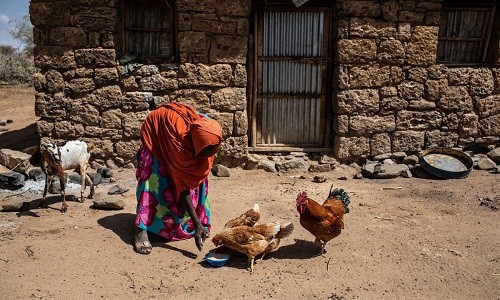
362,145,500,179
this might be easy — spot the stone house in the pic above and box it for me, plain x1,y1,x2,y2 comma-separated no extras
30,0,500,167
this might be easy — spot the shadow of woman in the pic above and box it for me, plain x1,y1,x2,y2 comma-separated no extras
97,213,137,246
97,213,201,258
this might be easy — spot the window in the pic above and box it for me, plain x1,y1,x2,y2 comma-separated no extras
120,0,176,63
437,2,496,65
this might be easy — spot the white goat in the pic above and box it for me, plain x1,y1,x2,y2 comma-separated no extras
40,140,95,213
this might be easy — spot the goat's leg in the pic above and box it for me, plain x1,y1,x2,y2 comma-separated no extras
60,175,68,213
85,173,95,199
79,165,86,203
40,175,51,208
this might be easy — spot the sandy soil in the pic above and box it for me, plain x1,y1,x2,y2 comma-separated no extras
0,85,499,300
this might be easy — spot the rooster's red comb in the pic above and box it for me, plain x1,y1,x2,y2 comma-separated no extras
296,191,308,202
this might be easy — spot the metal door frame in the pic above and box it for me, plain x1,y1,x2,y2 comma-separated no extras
249,2,333,152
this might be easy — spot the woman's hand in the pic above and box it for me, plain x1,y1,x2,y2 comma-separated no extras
194,225,209,251
180,190,207,251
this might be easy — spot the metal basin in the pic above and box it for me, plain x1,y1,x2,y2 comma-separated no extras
420,147,473,179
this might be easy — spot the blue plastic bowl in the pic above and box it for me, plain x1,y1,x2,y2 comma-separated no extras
204,253,230,267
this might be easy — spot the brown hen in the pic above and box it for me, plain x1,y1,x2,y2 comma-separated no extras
212,221,280,273
223,203,260,229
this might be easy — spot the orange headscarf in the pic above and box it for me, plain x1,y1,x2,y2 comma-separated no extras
140,103,222,201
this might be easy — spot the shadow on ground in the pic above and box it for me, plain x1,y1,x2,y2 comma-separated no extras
98,213,137,246
0,124,39,151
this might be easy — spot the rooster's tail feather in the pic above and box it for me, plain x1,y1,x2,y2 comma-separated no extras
328,185,350,213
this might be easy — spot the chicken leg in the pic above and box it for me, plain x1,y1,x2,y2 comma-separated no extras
248,256,256,273
315,238,327,256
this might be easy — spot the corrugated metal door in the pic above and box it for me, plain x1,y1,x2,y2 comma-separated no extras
253,7,330,148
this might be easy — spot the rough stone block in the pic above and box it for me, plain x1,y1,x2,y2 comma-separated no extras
470,68,494,96
479,114,500,137
350,115,396,135
370,133,391,156
407,67,428,83
30,2,71,26
69,102,100,125
381,96,407,112
178,63,232,87
140,74,179,91
425,130,458,148
177,0,217,13
169,89,210,112
349,64,390,88
396,110,441,130
95,68,119,86
350,18,397,38
50,27,87,47
231,64,247,87
0,149,32,173
206,112,233,137
392,131,425,152
54,121,85,138
115,140,141,162
34,46,76,69
72,7,117,30
340,1,382,17
425,79,448,101
336,89,379,114
447,68,472,86
399,80,424,100
475,94,500,118
216,0,251,17
234,111,248,136
209,35,248,64
122,111,149,138
68,78,95,93
439,86,473,112
335,115,349,135
34,93,68,119
334,136,370,160
458,113,479,138
101,109,123,129
338,39,377,63
211,87,246,111
378,39,405,64
406,26,439,66
87,85,123,108
45,69,65,93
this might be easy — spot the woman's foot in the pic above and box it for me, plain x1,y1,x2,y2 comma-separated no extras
134,230,152,254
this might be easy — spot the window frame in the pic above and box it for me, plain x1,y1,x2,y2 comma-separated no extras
436,3,496,66
118,0,177,64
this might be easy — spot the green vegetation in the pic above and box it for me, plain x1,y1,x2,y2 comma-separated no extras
0,15,37,85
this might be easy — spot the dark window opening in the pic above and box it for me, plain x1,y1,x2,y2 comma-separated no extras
120,0,176,64
437,3,496,65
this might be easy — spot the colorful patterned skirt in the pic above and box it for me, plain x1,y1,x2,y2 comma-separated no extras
134,144,211,240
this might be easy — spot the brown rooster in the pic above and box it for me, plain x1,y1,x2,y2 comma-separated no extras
212,221,281,273
224,203,260,229
296,186,350,255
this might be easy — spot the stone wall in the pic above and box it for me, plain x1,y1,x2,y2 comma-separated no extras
30,0,251,167
30,0,500,166
333,0,500,162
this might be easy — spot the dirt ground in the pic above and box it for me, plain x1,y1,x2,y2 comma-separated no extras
0,85,499,300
